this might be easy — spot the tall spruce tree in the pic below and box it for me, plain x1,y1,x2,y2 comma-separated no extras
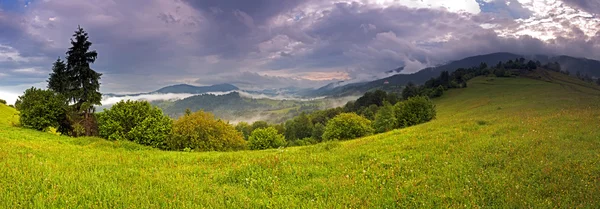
47,57,69,95
65,26,102,117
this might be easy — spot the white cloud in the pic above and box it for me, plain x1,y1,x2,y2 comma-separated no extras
12,68,46,74
496,0,600,41
0,91,20,105
358,0,482,14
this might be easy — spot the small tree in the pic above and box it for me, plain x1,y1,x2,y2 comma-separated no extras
248,127,286,150
323,113,373,141
373,102,397,133
169,110,247,151
312,123,326,142
251,121,269,130
0,99,6,105
47,58,69,95
402,82,419,100
284,112,313,141
394,96,436,128
98,100,172,149
235,122,253,140
16,87,67,131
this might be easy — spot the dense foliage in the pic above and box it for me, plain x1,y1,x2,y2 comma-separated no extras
372,102,397,133
284,112,314,142
248,127,286,150
98,100,172,149
323,113,374,141
16,87,67,131
0,99,6,105
169,110,247,151
394,96,436,128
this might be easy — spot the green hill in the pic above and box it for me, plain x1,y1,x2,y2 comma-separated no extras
1,72,600,208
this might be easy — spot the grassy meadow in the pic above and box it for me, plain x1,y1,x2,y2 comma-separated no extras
1,72,600,208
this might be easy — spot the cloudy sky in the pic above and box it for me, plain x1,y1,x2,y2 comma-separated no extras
1,0,599,103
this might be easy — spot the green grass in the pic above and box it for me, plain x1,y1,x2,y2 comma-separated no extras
1,73,600,208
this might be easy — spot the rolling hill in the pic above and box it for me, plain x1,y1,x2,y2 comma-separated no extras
1,72,600,207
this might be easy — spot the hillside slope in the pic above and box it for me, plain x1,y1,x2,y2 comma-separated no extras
1,73,600,208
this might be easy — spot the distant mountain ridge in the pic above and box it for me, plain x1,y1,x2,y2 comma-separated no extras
154,83,238,94
311,52,600,96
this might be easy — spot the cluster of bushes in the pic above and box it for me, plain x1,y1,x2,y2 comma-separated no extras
90,92,436,152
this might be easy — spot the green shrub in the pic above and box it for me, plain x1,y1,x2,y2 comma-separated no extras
323,113,373,141
169,110,247,152
248,127,286,150
311,123,326,142
0,98,6,105
44,126,61,136
98,100,172,149
235,122,252,140
288,137,317,147
16,87,67,131
373,103,397,133
394,96,436,128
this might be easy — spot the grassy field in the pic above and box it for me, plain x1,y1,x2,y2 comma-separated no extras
1,72,600,208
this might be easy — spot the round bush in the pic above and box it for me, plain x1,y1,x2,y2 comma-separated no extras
16,87,67,131
394,96,436,128
322,113,373,141
169,110,247,151
248,127,286,150
373,103,397,133
98,100,172,149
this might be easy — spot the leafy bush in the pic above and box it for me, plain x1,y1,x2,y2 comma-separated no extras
311,123,326,142
288,137,318,147
323,113,373,141
44,126,61,136
0,98,6,104
169,110,247,151
16,87,67,131
98,100,172,149
284,112,313,141
248,127,286,150
394,96,436,128
373,103,397,133
235,122,252,140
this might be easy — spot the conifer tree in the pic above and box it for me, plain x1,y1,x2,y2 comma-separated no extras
47,57,69,95
65,26,102,118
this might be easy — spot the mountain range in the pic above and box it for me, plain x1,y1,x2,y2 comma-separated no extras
106,52,600,99
307,52,600,97
154,83,238,94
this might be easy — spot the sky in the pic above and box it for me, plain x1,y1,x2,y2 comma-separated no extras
1,0,599,104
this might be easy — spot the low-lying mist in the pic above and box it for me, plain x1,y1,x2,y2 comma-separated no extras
100,91,358,124
101,90,326,106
